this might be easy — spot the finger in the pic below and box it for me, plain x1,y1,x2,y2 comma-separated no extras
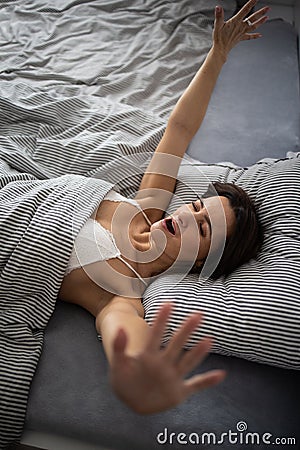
164,313,203,362
184,369,227,396
241,32,262,41
177,336,213,375
244,12,268,30
249,14,268,29
112,328,127,356
247,6,270,24
235,0,257,22
214,5,224,31
145,302,173,352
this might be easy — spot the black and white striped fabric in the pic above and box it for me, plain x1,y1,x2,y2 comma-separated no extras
0,81,169,445
142,154,300,370
0,166,117,447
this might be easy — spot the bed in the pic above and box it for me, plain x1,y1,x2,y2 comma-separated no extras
0,0,299,449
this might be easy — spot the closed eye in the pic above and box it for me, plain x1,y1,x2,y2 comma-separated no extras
200,223,204,236
191,199,204,236
192,197,204,211
192,201,198,211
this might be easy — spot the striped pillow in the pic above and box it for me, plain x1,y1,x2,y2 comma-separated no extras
142,154,300,369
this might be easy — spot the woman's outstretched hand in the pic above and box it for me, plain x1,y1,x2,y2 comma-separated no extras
213,0,270,61
109,303,226,414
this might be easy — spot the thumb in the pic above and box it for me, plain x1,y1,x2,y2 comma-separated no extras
113,328,127,356
214,5,224,30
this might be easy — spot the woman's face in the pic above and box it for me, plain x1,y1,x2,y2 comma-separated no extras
150,195,236,271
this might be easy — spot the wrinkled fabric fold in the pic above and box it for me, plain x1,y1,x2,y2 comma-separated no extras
0,166,114,447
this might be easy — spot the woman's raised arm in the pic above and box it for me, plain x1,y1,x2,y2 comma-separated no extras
135,0,269,224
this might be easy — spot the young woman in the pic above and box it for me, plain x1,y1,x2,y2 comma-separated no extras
59,0,267,414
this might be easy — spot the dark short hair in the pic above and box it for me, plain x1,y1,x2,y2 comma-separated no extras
190,182,264,279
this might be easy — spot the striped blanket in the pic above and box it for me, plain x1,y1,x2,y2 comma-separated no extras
0,165,118,445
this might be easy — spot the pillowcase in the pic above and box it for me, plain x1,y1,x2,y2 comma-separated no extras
142,153,300,370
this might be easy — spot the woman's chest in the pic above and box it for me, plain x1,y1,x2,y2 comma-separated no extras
59,200,147,314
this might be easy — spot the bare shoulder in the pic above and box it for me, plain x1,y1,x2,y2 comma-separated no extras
133,192,167,225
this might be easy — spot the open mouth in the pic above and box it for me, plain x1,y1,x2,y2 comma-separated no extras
164,217,176,235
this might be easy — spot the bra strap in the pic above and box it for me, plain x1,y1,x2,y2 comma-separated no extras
138,206,153,227
117,255,148,287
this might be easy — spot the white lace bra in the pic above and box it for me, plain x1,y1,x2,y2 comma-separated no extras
65,189,152,288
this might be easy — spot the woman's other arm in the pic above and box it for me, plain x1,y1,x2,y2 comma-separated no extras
136,0,269,223
96,298,225,414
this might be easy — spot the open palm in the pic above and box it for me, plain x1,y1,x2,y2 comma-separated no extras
109,304,226,414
